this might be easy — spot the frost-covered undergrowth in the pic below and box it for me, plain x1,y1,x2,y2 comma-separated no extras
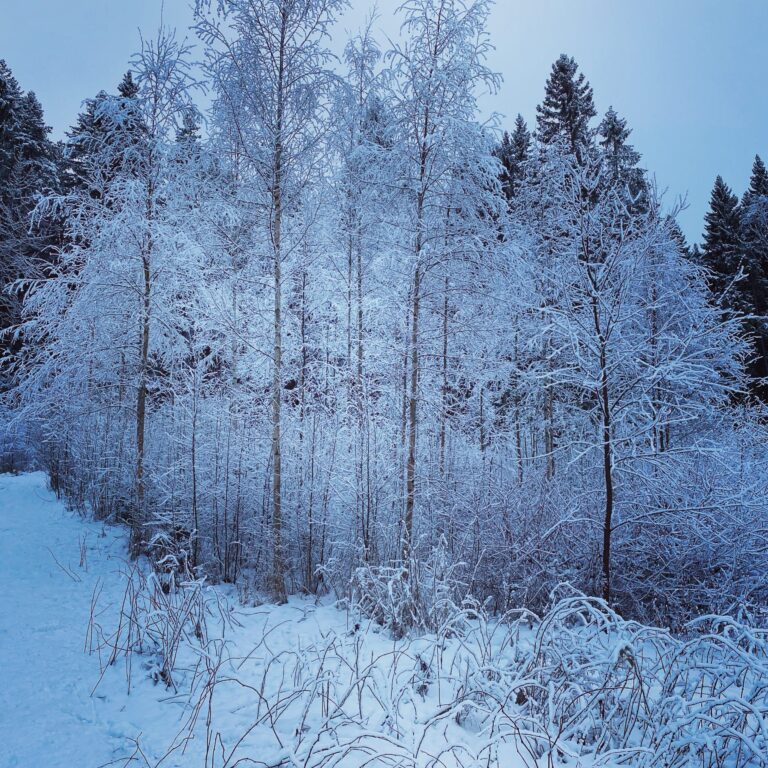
2,473,767,768
95,571,768,767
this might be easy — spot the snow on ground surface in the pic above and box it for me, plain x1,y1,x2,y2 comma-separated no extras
0,472,377,767
0,471,199,766
1,472,767,768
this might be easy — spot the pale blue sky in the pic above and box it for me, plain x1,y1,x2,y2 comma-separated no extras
2,0,766,243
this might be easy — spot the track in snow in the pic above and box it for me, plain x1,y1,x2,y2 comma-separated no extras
0,473,186,767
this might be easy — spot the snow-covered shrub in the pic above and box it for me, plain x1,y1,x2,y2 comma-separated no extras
148,526,195,591
637,614,768,768
351,540,468,637
88,561,211,691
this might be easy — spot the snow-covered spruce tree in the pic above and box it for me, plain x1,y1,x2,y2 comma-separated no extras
515,55,599,482
598,106,647,213
494,113,530,203
0,61,61,389
0,61,62,470
195,0,346,602
696,171,768,400
700,175,743,303
739,155,768,398
536,53,596,161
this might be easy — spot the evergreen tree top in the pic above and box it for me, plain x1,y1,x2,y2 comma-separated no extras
747,155,768,198
536,54,596,157
741,154,768,268
118,71,139,100
599,108,640,166
511,114,531,159
0,61,23,172
0,61,57,192
18,92,51,142
703,175,741,263
599,107,630,150
666,216,690,257
63,71,146,191
708,175,739,212
495,114,530,201
0,59,23,113
597,105,646,209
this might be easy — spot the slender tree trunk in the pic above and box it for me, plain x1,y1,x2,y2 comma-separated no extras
402,87,432,564
347,235,353,372
356,229,364,395
299,269,314,590
191,363,199,568
403,265,420,563
134,202,152,556
544,382,554,480
479,385,486,454
400,304,409,480
439,275,449,478
270,10,288,603
649,259,663,453
600,359,613,604
513,328,523,484
591,291,614,604
355,227,370,560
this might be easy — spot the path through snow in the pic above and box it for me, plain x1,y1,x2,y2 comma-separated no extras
1,472,763,768
0,472,196,767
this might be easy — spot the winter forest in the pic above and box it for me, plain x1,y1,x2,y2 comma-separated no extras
2,1,768,765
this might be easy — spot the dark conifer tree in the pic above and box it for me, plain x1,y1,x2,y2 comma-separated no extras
115,70,147,163
117,70,139,99
0,60,25,345
701,175,742,302
0,61,61,389
739,156,768,394
495,114,530,202
64,71,146,194
0,61,22,176
666,216,690,258
699,171,768,398
64,90,110,191
536,54,596,160
598,106,647,211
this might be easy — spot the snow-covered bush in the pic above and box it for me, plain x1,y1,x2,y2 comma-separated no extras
88,560,213,691
351,539,468,637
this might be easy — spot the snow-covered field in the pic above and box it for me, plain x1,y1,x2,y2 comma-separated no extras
1,472,767,768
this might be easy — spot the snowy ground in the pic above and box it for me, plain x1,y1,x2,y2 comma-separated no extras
0,472,199,766
0,472,374,767
1,472,765,768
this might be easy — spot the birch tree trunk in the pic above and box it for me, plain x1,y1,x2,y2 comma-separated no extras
270,7,287,603
133,183,153,557
403,264,420,563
